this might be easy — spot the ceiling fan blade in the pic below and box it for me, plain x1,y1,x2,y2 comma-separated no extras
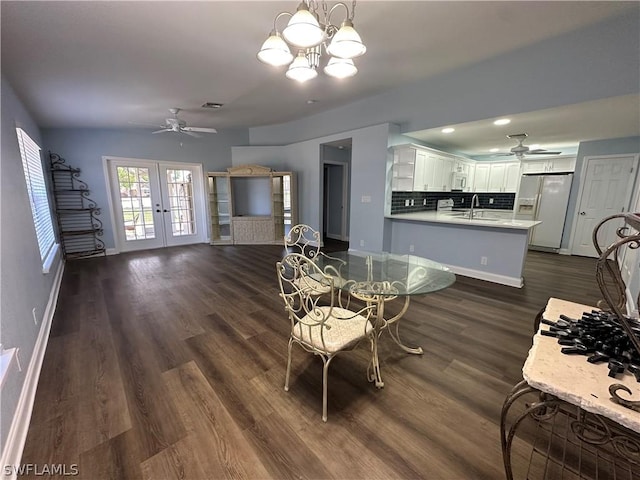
182,126,217,133
152,128,171,134
181,130,201,138
527,150,562,155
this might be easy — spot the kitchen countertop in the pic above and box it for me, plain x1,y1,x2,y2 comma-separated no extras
387,211,541,230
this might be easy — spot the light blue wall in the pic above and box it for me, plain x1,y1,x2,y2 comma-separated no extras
562,136,640,250
249,12,639,146
1,77,64,450
233,124,392,251
390,220,529,282
43,128,249,249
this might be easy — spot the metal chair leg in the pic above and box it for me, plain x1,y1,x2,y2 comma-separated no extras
322,356,334,422
284,337,293,391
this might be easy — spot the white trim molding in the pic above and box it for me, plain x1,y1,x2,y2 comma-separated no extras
0,260,65,479
445,264,524,288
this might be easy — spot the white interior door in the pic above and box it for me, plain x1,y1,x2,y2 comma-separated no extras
571,154,638,257
107,158,206,252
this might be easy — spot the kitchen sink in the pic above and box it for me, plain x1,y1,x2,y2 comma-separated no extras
446,212,501,221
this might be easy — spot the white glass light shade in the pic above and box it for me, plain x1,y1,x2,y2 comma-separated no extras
285,52,318,82
323,57,357,79
257,32,294,66
282,4,324,48
326,20,366,59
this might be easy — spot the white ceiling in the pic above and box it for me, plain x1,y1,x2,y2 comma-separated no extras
405,94,640,159
2,0,638,155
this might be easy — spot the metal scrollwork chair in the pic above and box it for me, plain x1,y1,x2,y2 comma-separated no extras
284,224,344,295
276,253,375,422
593,212,640,411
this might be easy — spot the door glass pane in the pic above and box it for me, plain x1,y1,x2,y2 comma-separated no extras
117,166,155,240
166,169,195,237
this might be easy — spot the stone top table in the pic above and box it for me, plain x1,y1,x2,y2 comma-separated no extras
523,297,639,432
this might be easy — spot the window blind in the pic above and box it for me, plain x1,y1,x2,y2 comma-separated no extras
16,128,57,266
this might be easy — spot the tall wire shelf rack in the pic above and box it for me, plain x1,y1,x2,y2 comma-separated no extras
50,152,106,259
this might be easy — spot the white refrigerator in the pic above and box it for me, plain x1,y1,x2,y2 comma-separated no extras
515,173,573,250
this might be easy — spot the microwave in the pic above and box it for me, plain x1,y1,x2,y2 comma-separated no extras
451,172,468,191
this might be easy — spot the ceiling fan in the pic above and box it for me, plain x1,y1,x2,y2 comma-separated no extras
503,133,561,159
149,108,217,137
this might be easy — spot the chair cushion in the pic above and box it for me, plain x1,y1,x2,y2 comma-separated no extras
292,306,372,353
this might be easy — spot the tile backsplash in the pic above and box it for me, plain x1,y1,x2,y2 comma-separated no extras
391,191,515,214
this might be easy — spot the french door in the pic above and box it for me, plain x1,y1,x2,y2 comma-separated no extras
107,158,206,252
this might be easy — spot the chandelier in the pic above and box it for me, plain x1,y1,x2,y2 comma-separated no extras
257,1,366,82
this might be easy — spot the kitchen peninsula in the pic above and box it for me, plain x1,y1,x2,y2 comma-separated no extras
386,211,541,288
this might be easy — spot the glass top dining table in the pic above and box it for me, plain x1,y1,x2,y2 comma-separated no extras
313,250,456,296
313,250,456,388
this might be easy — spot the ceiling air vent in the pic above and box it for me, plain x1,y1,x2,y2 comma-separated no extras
202,102,223,109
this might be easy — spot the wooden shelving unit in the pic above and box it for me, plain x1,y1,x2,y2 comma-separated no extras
50,152,106,258
207,165,297,245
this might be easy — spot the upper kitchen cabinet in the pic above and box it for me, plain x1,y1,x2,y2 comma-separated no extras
392,145,457,192
391,146,418,191
504,162,521,192
474,161,520,192
473,163,491,192
521,156,576,174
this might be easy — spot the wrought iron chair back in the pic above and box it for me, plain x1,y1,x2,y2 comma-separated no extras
593,213,640,411
593,213,640,356
284,224,322,259
276,253,375,421
284,223,346,295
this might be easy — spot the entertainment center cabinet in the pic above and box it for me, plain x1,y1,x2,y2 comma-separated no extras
207,165,297,245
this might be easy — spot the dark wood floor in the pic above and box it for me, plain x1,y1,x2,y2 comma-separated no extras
20,244,602,479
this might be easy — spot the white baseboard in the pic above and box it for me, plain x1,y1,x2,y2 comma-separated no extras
106,248,118,256
0,260,65,479
445,264,524,288
558,248,572,255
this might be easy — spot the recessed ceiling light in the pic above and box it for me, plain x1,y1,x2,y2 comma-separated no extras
441,127,455,134
493,118,511,126
529,144,541,149
490,148,500,152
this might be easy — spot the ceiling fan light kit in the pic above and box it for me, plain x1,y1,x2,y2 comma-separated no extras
258,1,366,83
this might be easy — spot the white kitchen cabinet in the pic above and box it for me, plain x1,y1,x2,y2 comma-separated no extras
431,155,454,191
521,159,548,174
466,163,476,192
521,156,576,174
473,163,491,192
504,162,521,192
392,147,418,191
453,159,471,176
549,156,576,173
485,161,520,192
393,146,456,192
413,150,434,191
391,145,477,192
488,163,506,192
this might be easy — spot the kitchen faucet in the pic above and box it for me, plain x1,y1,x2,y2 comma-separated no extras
470,194,480,219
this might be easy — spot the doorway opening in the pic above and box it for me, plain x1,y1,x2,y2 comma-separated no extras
321,139,351,250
